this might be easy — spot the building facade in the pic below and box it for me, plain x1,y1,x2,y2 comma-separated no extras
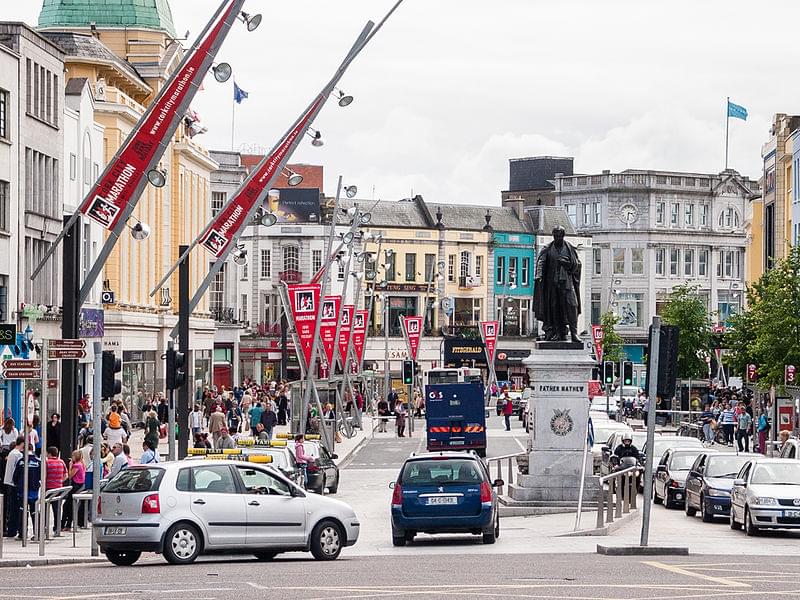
552,168,759,363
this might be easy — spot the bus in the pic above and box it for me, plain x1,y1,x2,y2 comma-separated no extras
423,367,483,387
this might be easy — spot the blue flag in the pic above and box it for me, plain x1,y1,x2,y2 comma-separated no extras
727,100,747,121
233,81,249,104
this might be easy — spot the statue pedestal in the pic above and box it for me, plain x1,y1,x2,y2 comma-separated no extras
509,342,600,504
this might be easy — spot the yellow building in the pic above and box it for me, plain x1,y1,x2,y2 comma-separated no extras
38,1,215,416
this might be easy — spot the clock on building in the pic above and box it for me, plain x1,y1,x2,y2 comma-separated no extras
618,203,638,227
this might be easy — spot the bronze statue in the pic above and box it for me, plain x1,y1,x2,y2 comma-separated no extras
533,226,582,342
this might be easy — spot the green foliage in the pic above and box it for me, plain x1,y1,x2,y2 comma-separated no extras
727,246,800,389
600,311,625,363
660,284,712,378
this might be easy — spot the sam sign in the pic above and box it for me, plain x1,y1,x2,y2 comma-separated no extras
400,315,423,361
479,320,499,364
287,283,320,368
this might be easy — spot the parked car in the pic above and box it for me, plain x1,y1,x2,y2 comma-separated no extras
390,451,502,546
94,460,360,565
646,436,703,466
778,438,800,460
187,444,301,485
730,458,800,535
653,447,710,509
591,422,632,474
590,396,619,420
685,452,759,521
285,440,340,495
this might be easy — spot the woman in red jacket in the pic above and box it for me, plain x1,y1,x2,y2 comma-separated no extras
502,393,514,431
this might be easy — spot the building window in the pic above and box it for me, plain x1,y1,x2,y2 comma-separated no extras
0,89,7,139
655,201,665,225
475,255,482,279
698,249,708,277
448,254,455,282
591,292,601,326
508,257,518,285
593,202,601,225
700,204,709,226
388,296,417,336
670,248,679,276
521,257,530,286
241,294,248,324
282,245,299,272
719,206,741,229
0,180,8,232
566,204,576,226
496,256,505,285
593,248,602,276
0,275,7,322
312,249,323,275
671,203,679,225
684,203,694,226
211,191,226,216
405,253,416,282
684,248,694,276
582,203,590,226
260,249,271,279
386,252,396,281
338,259,345,281
69,153,76,181
241,255,248,280
631,248,644,275
617,293,644,327
459,251,471,278
612,248,625,275
424,253,435,282
210,263,225,312
655,248,665,276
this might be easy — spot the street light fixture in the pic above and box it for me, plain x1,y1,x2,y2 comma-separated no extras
345,185,358,198
147,168,167,188
239,11,262,32
232,245,248,266
307,128,324,147
212,62,232,83
130,221,151,241
335,88,354,107
260,212,278,227
284,168,303,186
342,231,355,245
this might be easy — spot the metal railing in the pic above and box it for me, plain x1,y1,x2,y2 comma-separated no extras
596,465,639,528
486,452,525,495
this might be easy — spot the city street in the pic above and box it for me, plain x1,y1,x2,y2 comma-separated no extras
2,553,800,599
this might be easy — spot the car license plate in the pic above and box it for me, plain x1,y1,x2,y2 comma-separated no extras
104,527,127,536
784,510,800,518
427,496,457,505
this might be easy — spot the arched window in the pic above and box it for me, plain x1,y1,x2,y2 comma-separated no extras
459,250,471,278
282,245,299,272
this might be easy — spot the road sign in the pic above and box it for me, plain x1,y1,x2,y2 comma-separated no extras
712,324,726,334
101,290,115,304
4,368,42,379
591,324,604,363
48,348,87,360
50,339,86,350
2,359,41,370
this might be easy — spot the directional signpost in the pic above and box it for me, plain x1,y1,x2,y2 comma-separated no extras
48,339,87,360
2,359,42,380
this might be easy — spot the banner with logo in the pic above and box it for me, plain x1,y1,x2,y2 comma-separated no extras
287,283,320,368
319,295,341,369
80,0,242,230
337,305,354,368
479,320,499,365
400,315,423,361
351,309,368,367
199,97,324,259
591,324,605,363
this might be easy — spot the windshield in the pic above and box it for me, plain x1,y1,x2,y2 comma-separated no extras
594,428,629,446
751,463,800,485
706,456,751,478
651,438,701,460
428,371,459,385
669,452,703,471
104,467,164,493
401,459,484,486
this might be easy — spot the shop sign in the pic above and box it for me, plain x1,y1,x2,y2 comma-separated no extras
79,308,105,338
443,339,485,363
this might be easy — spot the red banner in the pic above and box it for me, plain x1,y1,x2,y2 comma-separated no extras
200,97,324,258
351,309,368,367
287,284,320,368
591,324,605,363
319,295,341,369
400,315,423,361
337,305,354,367
480,321,499,365
80,1,239,230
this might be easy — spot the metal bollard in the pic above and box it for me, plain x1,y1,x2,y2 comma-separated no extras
507,457,513,491
606,483,614,523
631,472,638,509
596,488,605,528
615,476,623,519
623,473,631,514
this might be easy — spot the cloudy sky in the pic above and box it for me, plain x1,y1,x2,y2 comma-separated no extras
9,1,798,204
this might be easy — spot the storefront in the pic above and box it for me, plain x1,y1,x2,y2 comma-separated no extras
195,349,212,395
123,350,156,423
443,338,487,374
494,349,531,389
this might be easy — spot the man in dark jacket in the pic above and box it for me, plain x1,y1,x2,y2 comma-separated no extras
260,401,278,442
13,450,41,541
157,397,169,424
613,433,641,460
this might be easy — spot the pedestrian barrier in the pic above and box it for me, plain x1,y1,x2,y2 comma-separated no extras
595,465,639,529
485,452,525,496
71,492,94,548
42,486,72,540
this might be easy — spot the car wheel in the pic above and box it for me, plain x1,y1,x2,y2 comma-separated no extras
105,549,141,566
700,495,713,523
163,523,202,565
685,496,697,517
392,534,405,546
730,507,741,530
744,508,759,537
253,551,279,561
482,516,498,544
310,520,344,561
328,474,339,494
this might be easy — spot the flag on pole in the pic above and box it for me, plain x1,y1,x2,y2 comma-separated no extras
727,100,748,121
233,81,249,104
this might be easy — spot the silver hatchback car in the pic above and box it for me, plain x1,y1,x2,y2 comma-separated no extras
93,458,360,565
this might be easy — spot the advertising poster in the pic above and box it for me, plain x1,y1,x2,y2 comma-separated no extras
319,295,341,369
337,305,354,367
287,283,321,368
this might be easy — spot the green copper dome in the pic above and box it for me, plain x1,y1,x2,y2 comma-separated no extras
38,0,176,37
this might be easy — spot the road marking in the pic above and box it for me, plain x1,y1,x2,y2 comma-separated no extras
643,561,750,588
514,437,527,452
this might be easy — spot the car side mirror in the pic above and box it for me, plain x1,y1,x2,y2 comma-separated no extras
492,479,504,488
388,481,396,489
331,453,339,460
656,465,667,473
733,479,746,488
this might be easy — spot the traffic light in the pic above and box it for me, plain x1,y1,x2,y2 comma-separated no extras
166,348,186,390
101,351,122,399
603,361,614,385
622,361,634,386
646,324,679,399
402,360,414,385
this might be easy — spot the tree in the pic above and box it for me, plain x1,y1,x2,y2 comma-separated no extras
660,284,712,379
727,246,800,389
600,311,625,363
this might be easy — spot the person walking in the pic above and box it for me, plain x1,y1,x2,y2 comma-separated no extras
259,402,278,443
144,410,160,451
377,397,390,433
249,402,264,438
294,434,311,489
13,446,41,540
700,405,715,446
3,436,24,537
502,392,514,431
109,443,128,478
757,412,770,454
720,403,736,446
736,406,752,453
216,427,236,450
209,406,226,449
46,414,61,456
44,447,68,534
395,399,407,437
61,450,86,531
189,405,204,436
140,440,159,464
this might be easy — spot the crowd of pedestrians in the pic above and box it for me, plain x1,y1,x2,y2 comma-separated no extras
696,386,771,454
